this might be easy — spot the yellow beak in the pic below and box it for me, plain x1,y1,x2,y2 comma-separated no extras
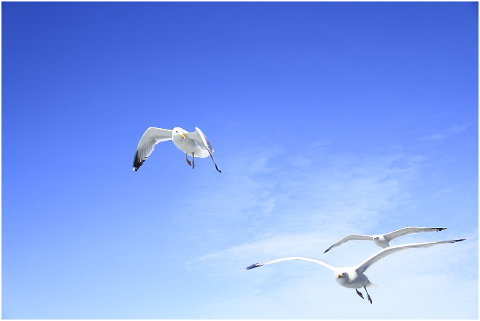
180,134,186,139
336,274,343,278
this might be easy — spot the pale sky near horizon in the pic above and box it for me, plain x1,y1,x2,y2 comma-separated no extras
2,2,478,319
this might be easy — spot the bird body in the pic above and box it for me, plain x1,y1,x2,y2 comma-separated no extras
171,128,210,158
334,268,370,288
372,235,389,248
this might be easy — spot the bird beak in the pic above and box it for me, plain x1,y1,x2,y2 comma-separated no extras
180,134,186,139
336,274,342,278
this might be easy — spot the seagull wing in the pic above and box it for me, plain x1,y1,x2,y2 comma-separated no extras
133,127,172,172
384,227,447,242
185,127,214,153
355,239,465,274
185,127,221,173
324,234,374,253
244,256,336,272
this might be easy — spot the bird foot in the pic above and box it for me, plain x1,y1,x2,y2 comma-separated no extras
356,289,364,299
185,155,192,166
367,295,372,304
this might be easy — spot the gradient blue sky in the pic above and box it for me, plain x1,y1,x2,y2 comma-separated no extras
2,2,478,319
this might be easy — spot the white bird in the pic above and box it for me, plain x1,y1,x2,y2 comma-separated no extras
244,239,465,304
324,227,447,253
133,127,221,172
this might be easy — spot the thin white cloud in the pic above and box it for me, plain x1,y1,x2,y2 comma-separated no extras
178,142,477,319
420,122,474,141
179,145,422,252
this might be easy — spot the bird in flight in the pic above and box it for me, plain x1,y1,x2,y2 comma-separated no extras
133,126,221,173
245,239,465,304
324,227,447,253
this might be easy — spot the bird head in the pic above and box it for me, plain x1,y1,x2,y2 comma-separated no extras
173,127,186,139
336,272,346,279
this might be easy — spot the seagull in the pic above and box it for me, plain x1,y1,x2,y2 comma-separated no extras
324,227,447,253
244,239,465,304
133,127,221,172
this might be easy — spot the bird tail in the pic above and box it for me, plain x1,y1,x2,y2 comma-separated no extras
366,281,382,288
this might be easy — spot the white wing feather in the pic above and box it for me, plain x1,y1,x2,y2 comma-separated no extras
133,127,172,171
324,234,374,253
185,127,221,172
244,256,336,272
383,227,446,242
185,127,214,153
355,239,465,273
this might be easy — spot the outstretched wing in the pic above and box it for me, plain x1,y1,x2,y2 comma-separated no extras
133,127,172,171
384,227,447,242
185,127,214,153
324,234,374,253
244,256,336,272
185,127,221,173
355,239,465,273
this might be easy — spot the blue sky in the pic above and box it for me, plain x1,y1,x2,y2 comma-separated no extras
1,2,478,319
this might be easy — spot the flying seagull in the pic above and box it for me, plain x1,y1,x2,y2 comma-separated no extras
244,239,465,304
324,227,447,253
133,127,221,172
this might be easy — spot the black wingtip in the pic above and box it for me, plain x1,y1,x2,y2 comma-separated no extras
436,228,447,231
133,151,144,172
245,263,263,270
324,248,330,254
454,238,466,242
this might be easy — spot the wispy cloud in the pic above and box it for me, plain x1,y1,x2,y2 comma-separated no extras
176,142,477,319
179,144,423,255
187,149,424,269
420,122,474,141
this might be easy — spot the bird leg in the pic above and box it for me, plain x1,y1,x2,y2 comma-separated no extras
364,286,372,304
192,152,195,169
356,288,364,299
185,153,192,166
